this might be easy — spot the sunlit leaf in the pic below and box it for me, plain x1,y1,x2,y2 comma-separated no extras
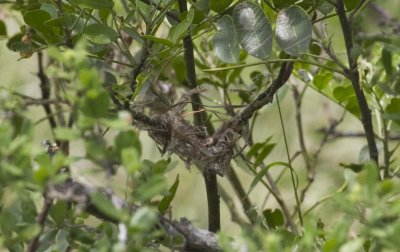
233,1,273,59
122,148,141,174
275,5,312,57
213,15,240,63
313,72,333,90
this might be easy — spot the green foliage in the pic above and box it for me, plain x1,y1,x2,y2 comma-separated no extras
1,0,400,251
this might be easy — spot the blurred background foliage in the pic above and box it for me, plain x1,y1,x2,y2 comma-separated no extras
1,0,400,251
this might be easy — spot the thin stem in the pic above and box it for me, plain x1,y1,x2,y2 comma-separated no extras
276,94,303,226
204,58,348,77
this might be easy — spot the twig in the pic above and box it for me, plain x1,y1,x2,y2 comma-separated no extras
27,197,53,252
336,0,379,174
218,184,249,226
37,51,57,130
27,141,60,252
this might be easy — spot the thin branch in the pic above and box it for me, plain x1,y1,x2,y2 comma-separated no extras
211,62,294,142
27,197,53,252
27,141,60,252
37,51,57,130
218,184,249,226
336,0,379,174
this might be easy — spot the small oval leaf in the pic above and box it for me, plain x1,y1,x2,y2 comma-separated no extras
233,2,273,59
213,15,240,63
84,24,118,44
275,6,312,57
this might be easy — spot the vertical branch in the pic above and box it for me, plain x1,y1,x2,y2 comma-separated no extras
335,0,379,172
27,197,53,252
38,52,57,130
177,0,220,232
27,141,59,252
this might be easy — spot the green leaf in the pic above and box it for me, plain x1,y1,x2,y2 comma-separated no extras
254,143,276,166
213,15,240,63
122,148,141,174
41,3,58,18
134,175,167,201
169,9,194,42
158,175,180,214
272,0,296,9
333,84,353,102
132,72,148,100
263,208,284,229
54,127,81,140
142,35,174,47
171,56,187,83
7,33,23,51
209,0,233,13
233,2,273,59
10,42,35,53
385,97,400,124
0,20,7,37
129,207,157,231
50,201,68,225
248,162,291,195
90,192,123,221
80,90,110,118
275,5,312,57
313,72,333,90
115,130,142,157
23,10,52,32
69,0,113,9
381,47,393,76
358,161,379,188
344,96,360,117
84,24,118,44
344,0,361,11
317,1,334,15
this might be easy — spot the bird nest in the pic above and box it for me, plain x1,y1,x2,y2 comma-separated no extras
135,88,242,176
